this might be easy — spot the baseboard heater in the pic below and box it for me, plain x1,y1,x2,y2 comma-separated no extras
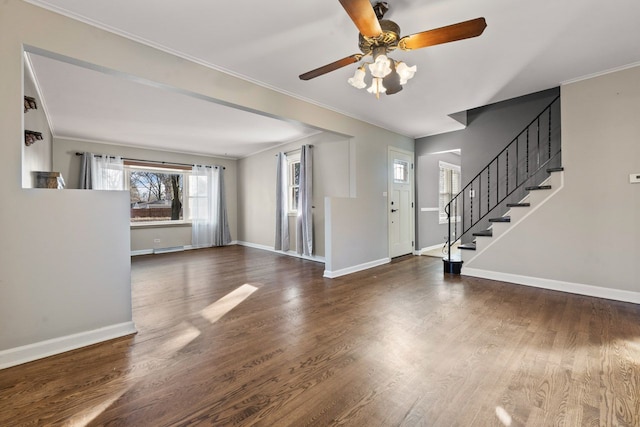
153,246,185,254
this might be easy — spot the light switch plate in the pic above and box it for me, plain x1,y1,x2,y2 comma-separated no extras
630,173,640,184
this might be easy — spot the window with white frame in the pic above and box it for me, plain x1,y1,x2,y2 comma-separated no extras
439,161,461,224
394,159,409,183
287,152,301,214
126,164,187,224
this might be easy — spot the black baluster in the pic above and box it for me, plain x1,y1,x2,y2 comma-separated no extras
526,128,529,177
548,105,552,161
537,118,540,169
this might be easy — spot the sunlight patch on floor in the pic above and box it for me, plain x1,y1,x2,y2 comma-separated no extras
200,284,259,323
154,321,202,357
495,406,512,426
68,388,129,427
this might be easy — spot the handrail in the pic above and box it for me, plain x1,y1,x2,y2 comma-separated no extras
445,95,561,262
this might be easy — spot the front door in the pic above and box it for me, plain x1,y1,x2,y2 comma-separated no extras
388,148,414,258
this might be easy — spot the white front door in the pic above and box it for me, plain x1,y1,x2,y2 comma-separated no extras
389,148,414,258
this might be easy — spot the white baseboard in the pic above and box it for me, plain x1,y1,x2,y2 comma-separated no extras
324,257,390,279
131,249,153,256
0,321,137,370
132,243,230,257
418,243,445,255
462,268,640,304
236,240,273,252
236,241,325,263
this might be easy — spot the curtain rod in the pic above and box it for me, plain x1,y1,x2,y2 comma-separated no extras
75,152,225,169
275,145,313,157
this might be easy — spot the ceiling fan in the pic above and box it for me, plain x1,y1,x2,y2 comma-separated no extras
299,0,487,97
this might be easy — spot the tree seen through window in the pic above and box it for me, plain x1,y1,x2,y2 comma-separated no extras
129,169,183,222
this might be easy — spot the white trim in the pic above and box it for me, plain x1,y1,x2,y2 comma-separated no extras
420,207,439,212
131,244,227,257
323,257,390,279
561,60,640,85
236,240,273,251
461,268,640,305
235,241,325,263
131,249,153,256
418,243,445,255
153,246,185,254
0,322,137,370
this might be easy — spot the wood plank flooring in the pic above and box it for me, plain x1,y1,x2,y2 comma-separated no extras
1,245,639,426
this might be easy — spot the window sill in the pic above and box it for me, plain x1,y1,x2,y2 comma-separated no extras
130,221,192,229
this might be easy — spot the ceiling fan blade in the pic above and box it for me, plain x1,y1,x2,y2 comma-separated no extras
399,17,487,51
299,54,363,80
338,0,383,38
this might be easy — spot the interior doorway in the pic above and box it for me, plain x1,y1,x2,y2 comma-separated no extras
388,147,415,258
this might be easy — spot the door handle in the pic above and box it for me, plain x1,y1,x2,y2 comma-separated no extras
391,209,398,213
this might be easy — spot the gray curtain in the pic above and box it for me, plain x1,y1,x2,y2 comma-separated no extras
274,152,289,251
79,152,93,189
212,166,232,246
296,145,313,256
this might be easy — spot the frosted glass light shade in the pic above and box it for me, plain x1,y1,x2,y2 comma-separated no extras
368,55,392,78
347,66,367,89
396,62,417,85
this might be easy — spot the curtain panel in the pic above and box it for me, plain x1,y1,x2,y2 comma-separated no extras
274,152,289,251
191,165,231,248
79,153,124,190
296,145,313,256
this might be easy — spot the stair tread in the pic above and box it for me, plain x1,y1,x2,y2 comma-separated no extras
459,243,476,250
473,230,493,237
525,185,552,191
507,203,530,207
547,167,564,172
489,216,511,223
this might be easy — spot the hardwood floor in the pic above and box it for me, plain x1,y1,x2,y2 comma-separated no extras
1,245,640,426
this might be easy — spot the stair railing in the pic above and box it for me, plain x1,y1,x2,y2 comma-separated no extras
445,95,561,262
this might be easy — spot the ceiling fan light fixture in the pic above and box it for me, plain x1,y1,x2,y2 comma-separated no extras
395,61,417,85
368,46,392,78
367,77,387,99
348,65,367,89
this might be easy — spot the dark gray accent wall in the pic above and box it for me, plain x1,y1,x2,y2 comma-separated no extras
417,151,460,249
415,87,560,249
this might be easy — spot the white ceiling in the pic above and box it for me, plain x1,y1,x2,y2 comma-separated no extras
25,0,640,158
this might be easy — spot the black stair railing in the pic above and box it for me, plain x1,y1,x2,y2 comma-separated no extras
445,95,561,262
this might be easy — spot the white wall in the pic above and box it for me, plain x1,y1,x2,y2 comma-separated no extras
463,65,640,301
237,132,351,258
0,0,412,366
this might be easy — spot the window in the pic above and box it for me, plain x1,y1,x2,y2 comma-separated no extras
439,161,461,224
394,159,409,183
126,164,186,223
287,152,301,214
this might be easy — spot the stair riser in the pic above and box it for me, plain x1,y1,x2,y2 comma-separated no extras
472,235,493,253
526,172,562,206
489,222,511,239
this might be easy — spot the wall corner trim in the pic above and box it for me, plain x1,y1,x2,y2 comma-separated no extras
462,268,640,305
0,321,137,370
324,257,390,279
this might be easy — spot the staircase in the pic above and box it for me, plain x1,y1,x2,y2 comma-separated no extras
443,95,561,274
458,167,563,265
